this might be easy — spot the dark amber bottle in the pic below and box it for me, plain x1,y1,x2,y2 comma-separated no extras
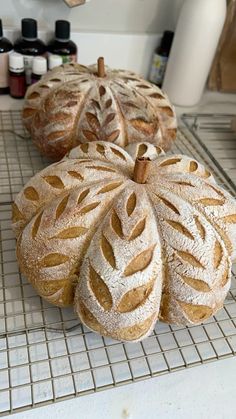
9,53,26,99
47,20,77,64
14,18,46,85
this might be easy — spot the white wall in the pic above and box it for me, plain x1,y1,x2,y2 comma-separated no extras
1,0,184,34
1,0,184,76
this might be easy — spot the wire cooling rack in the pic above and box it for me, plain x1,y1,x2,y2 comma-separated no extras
1,111,236,416
182,113,236,190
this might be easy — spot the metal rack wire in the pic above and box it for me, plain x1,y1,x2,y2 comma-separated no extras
182,113,236,191
1,111,236,416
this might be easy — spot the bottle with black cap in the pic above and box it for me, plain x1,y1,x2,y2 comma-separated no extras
14,18,46,85
149,30,174,87
9,53,26,99
47,20,77,64
0,19,13,94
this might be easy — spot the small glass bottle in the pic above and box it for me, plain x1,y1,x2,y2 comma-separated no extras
48,54,63,70
14,18,46,85
149,31,174,87
0,19,13,94
31,56,47,84
9,53,26,99
47,20,77,64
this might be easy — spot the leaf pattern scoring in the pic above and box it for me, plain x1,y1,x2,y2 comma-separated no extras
101,234,116,269
117,279,154,313
13,133,235,342
24,187,39,201
111,211,123,238
32,212,43,239
124,246,155,276
40,253,69,267
43,176,64,189
89,265,112,310
126,192,136,216
56,194,69,220
176,250,204,269
52,227,88,239
128,218,146,241
166,220,194,240
79,202,100,215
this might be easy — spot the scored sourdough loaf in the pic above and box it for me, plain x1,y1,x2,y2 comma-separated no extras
22,58,177,160
12,141,236,341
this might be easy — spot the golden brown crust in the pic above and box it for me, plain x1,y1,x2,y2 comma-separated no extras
13,141,236,342
23,63,177,160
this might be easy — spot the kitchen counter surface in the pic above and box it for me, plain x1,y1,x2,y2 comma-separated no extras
1,91,236,419
174,90,236,119
11,358,236,419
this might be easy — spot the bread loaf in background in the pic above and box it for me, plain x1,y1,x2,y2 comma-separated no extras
22,61,177,160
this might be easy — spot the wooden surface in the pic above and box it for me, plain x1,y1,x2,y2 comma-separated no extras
63,0,86,7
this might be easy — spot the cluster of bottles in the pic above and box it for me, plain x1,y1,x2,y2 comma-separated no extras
0,18,77,99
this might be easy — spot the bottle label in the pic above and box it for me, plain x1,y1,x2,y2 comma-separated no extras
48,52,77,65
0,52,11,88
23,55,34,85
149,53,168,85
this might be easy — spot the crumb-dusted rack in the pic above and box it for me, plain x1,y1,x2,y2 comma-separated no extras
1,111,236,416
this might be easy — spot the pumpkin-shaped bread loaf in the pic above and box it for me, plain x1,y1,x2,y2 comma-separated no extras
13,141,236,342
22,58,177,160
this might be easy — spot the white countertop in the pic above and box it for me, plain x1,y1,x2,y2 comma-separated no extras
2,91,236,419
11,358,236,419
174,90,236,120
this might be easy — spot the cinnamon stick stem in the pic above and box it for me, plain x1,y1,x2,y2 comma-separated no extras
133,157,151,184
97,57,105,77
